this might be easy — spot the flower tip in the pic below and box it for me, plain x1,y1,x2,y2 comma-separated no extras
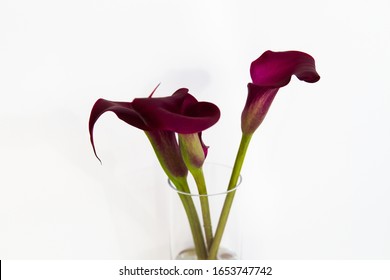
96,154,102,165
148,83,161,98
90,138,103,164
310,73,321,83
298,71,320,84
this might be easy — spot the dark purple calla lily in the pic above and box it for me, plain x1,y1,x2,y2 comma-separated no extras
89,87,220,178
131,88,220,134
241,50,320,134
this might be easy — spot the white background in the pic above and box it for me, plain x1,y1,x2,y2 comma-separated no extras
1,0,389,259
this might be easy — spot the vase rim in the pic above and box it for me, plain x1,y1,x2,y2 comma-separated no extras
167,162,242,197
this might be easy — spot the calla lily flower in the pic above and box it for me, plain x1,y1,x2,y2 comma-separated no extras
89,87,220,180
89,87,221,259
241,50,320,135
208,51,320,259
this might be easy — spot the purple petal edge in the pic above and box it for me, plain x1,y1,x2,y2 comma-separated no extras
250,50,320,88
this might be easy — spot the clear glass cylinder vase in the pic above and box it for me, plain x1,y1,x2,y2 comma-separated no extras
168,163,242,260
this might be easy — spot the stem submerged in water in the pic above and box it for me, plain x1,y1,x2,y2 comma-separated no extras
191,168,213,250
178,133,213,253
172,178,208,260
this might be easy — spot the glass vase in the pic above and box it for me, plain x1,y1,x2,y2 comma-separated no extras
168,163,242,260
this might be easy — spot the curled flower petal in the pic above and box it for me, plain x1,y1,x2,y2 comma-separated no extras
250,50,320,88
88,87,220,179
88,99,148,162
242,50,320,134
132,88,221,134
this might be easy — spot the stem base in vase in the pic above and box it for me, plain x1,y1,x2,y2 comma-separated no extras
175,247,238,260
168,163,242,260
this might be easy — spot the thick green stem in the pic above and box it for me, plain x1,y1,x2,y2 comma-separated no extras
208,133,252,259
173,178,208,260
178,133,213,252
145,131,207,259
191,168,213,250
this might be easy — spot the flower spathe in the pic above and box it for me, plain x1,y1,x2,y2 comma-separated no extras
241,50,320,135
89,87,220,179
208,50,320,259
131,88,220,134
89,87,221,259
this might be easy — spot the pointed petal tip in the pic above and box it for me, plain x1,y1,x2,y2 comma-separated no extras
94,151,102,165
89,132,103,164
148,83,161,98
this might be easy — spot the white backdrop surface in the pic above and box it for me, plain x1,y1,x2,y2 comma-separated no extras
1,0,389,259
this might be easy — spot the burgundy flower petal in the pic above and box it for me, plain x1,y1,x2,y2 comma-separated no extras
132,89,220,134
88,98,148,161
242,50,320,134
241,83,279,134
250,50,320,88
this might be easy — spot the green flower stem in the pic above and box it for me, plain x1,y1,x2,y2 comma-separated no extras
173,178,208,260
145,132,207,259
208,133,252,259
178,133,213,251
191,168,213,250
